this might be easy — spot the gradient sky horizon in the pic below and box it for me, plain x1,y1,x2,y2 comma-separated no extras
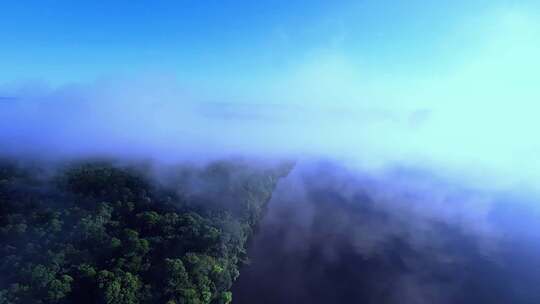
1,1,535,86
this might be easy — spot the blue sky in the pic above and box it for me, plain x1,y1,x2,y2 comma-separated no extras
0,0,519,86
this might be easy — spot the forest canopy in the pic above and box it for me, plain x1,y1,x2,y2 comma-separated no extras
0,158,292,304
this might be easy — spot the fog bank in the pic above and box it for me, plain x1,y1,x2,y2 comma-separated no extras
1,7,539,195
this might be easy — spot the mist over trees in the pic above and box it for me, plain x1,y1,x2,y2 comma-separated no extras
233,161,540,304
0,158,292,304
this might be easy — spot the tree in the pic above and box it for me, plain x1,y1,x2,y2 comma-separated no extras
97,270,141,304
46,275,73,302
163,258,195,304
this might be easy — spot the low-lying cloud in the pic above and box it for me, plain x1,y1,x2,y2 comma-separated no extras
1,8,539,196
232,160,540,304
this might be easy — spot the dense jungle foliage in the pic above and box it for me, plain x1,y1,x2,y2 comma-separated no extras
0,158,291,304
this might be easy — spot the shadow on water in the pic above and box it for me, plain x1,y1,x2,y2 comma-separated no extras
232,161,540,304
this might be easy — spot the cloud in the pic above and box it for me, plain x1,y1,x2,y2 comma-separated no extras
235,160,538,303
0,8,539,194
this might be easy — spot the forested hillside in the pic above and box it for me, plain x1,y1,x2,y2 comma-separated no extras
0,158,291,304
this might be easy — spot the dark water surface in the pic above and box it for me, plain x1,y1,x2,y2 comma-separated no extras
232,162,540,304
